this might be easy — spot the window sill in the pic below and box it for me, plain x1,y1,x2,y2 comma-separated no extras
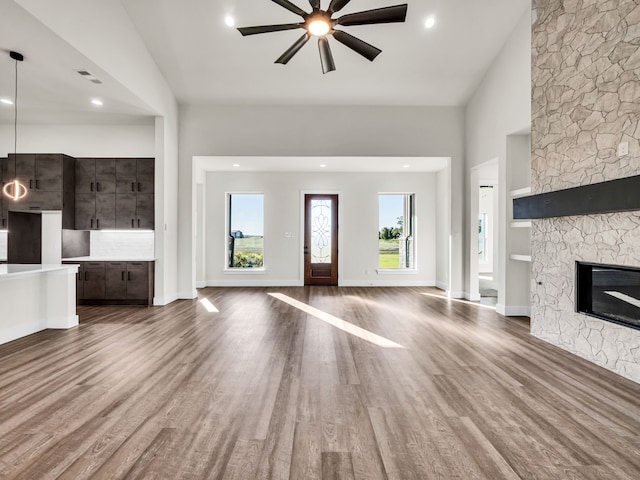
376,269,418,275
224,268,266,274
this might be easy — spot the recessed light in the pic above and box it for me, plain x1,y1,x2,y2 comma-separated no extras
233,163,240,167
403,165,410,168
319,164,327,168
0,98,13,105
425,16,436,29
225,16,235,27
91,99,103,106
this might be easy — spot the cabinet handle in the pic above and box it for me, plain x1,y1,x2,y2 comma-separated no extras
97,219,100,229
138,182,141,192
128,272,131,281
131,182,135,192
97,182,100,192
131,219,134,228
85,271,88,281
91,182,94,192
91,218,94,229
29,179,33,189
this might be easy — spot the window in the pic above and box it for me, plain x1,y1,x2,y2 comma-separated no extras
378,194,414,269
228,194,264,268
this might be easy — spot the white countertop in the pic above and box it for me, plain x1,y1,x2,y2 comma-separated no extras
0,264,79,279
63,257,156,262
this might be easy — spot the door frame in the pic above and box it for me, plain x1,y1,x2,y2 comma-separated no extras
299,190,343,286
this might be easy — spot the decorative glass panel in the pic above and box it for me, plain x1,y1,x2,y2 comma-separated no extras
311,199,332,264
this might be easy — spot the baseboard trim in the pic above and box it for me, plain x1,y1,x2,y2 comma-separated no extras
435,281,449,291
496,304,531,317
154,293,180,306
339,280,436,287
206,280,303,287
448,290,466,299
196,281,206,289
464,292,482,302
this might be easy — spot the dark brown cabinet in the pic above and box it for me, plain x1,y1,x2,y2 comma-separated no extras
66,260,154,305
4,153,75,229
75,159,117,230
77,158,154,230
0,158,7,229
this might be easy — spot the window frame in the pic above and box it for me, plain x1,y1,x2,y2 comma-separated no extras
224,192,265,272
377,192,417,271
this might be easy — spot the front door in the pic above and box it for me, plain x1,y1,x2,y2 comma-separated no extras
304,194,338,286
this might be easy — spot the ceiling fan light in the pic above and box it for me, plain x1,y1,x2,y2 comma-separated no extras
308,19,331,36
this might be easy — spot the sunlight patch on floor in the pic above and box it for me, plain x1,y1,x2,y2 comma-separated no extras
268,293,404,349
199,298,219,313
421,292,497,310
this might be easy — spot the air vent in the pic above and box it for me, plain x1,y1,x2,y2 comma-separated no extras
75,69,103,85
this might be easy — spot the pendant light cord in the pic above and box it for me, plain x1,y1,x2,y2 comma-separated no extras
14,56,18,157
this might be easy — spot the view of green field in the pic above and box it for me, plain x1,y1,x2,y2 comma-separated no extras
231,237,264,267
379,239,400,268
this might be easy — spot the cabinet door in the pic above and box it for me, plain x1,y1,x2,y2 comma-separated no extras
26,191,63,211
83,262,106,299
96,194,116,229
35,154,63,192
105,262,127,299
76,158,96,194
75,193,96,230
136,194,154,230
136,159,154,194
116,159,137,194
76,263,85,300
115,194,137,229
95,159,116,194
12,154,35,190
126,262,149,300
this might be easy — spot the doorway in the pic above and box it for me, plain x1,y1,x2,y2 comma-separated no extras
304,194,338,286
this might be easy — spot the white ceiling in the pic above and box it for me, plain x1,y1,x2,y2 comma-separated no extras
122,0,530,107
0,0,155,124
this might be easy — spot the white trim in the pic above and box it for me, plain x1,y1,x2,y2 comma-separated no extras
435,280,449,291
376,268,419,275
154,293,179,306
207,280,303,287
510,254,532,262
510,221,532,228
339,280,436,287
448,290,465,299
510,187,532,197
177,290,197,300
223,268,266,274
496,304,531,317
465,292,482,302
196,281,206,289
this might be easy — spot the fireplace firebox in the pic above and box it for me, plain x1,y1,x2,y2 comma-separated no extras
576,262,640,330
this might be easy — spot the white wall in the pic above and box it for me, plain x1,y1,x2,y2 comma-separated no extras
204,172,437,287
435,168,450,290
14,0,179,305
180,105,465,296
465,10,532,309
0,124,155,157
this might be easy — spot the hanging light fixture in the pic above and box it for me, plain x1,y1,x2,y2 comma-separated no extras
2,51,27,201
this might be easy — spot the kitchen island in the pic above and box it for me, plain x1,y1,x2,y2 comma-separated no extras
0,264,79,346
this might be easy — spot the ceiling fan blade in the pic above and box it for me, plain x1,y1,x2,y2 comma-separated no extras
328,0,353,14
309,0,321,9
332,30,381,61
336,4,408,27
271,0,308,18
318,37,336,74
237,23,304,36
276,33,311,64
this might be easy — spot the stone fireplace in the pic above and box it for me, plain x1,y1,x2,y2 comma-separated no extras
531,0,640,382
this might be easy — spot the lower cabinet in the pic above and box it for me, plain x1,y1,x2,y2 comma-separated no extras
68,261,153,305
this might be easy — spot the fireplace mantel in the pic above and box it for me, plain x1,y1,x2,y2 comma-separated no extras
514,175,640,219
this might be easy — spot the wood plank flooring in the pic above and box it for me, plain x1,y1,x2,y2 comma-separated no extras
0,286,639,479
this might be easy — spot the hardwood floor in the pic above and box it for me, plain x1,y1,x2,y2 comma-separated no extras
0,286,639,479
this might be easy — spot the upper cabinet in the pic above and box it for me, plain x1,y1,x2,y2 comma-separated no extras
0,158,6,229
76,158,154,231
4,154,75,229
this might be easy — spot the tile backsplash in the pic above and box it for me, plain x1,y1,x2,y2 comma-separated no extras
0,231,6,260
89,231,155,259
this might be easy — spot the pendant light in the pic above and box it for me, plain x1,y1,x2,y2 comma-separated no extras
2,51,27,201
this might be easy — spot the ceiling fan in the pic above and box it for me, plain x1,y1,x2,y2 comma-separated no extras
237,0,408,74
